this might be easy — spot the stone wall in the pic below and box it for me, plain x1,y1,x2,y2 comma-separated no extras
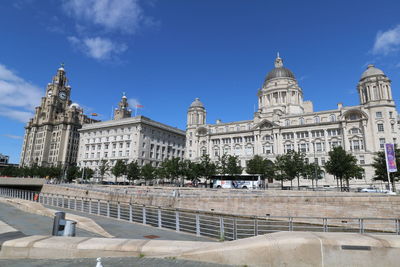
41,184,400,218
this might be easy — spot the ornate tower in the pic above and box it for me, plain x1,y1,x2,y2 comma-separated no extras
257,54,304,117
357,64,394,106
113,94,132,120
186,98,206,160
20,65,96,168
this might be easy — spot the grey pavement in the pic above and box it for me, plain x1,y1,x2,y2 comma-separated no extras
0,202,100,237
0,257,235,267
44,204,215,241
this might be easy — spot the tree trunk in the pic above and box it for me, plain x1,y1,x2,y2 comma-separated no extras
336,176,339,190
346,178,350,191
297,176,300,190
290,179,293,189
339,177,343,191
391,176,396,193
281,179,283,189
311,177,314,190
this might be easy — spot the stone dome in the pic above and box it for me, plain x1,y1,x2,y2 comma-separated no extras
69,103,81,109
190,98,204,108
263,55,296,86
361,64,385,79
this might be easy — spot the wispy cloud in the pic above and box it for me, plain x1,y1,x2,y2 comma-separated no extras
0,64,42,123
2,134,23,140
68,36,127,60
63,0,144,34
372,24,400,55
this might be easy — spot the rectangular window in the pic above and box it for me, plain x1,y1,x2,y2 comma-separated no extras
379,138,385,149
376,112,382,118
377,123,384,132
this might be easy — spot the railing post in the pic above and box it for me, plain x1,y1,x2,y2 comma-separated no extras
89,199,92,214
359,218,364,234
74,197,77,211
219,217,225,241
62,196,65,208
97,200,100,216
233,218,237,240
129,204,133,222
117,202,121,219
196,214,200,237
289,217,293,231
81,197,84,212
142,206,146,224
254,217,259,236
323,218,328,232
68,197,71,209
175,210,180,232
158,208,162,228
107,201,110,217
396,219,400,235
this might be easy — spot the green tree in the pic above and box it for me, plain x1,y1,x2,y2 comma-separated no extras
141,163,155,185
325,146,363,191
372,149,400,192
97,159,110,183
198,155,217,187
225,155,243,178
78,167,94,182
66,165,80,182
302,162,323,189
126,161,141,185
180,159,202,186
111,159,127,183
246,155,275,188
160,158,182,185
275,151,305,189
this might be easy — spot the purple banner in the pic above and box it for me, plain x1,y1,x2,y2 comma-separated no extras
385,143,397,173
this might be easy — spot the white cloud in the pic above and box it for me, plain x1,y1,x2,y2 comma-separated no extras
68,36,127,60
373,25,400,55
0,64,42,123
63,0,144,34
1,134,23,140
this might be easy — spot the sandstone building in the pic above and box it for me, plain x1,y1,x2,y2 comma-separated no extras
77,95,185,178
20,65,96,167
186,55,400,186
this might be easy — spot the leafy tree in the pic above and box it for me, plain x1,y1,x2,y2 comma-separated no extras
180,159,202,186
225,155,243,177
217,154,229,175
78,167,94,181
302,162,323,189
160,158,182,185
126,161,141,185
246,155,275,188
275,151,305,189
97,160,110,183
111,159,127,183
66,165,80,182
325,146,363,191
198,155,217,187
141,163,156,185
372,149,400,192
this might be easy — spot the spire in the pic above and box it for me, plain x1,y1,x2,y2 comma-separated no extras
274,53,283,68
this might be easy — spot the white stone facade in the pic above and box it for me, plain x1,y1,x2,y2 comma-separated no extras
186,56,400,186
77,97,186,177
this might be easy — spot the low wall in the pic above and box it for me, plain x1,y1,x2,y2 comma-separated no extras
41,184,400,219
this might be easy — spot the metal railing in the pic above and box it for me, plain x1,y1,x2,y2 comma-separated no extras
0,187,399,240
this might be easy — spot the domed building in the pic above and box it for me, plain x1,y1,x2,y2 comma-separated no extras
186,55,400,187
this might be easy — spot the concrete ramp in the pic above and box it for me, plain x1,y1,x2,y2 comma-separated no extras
178,231,400,266
1,231,400,266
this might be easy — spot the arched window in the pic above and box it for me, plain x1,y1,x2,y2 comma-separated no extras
285,119,290,126
299,117,305,125
314,116,320,123
329,114,336,122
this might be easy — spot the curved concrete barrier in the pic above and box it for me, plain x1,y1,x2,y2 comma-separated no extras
1,231,400,267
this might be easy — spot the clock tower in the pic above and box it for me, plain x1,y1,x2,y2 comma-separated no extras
20,65,98,168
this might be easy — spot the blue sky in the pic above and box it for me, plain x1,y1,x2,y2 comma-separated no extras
1,0,400,163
